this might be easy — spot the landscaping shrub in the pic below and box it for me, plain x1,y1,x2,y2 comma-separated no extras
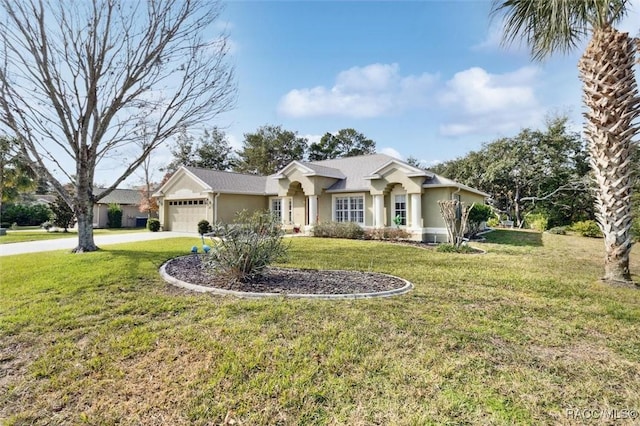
147,218,160,232
526,212,549,232
486,217,500,227
467,204,493,237
570,220,602,238
197,219,212,235
204,210,288,283
107,203,123,228
436,243,476,253
364,227,410,241
547,226,567,235
0,222,10,229
1,203,51,226
312,221,364,239
50,195,75,232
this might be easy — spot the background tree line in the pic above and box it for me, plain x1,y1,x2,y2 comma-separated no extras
430,115,595,229
428,114,640,236
164,125,376,176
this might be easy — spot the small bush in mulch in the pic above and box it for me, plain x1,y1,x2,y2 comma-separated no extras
436,243,477,254
204,210,288,283
147,218,161,232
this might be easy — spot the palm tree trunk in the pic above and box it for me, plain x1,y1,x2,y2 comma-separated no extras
579,27,639,284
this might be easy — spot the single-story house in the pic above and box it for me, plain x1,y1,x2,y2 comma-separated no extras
153,153,488,242
93,187,151,228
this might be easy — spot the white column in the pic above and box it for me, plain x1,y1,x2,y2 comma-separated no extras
410,193,422,230
374,194,384,228
308,195,318,226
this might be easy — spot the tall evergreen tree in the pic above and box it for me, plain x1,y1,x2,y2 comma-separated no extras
196,127,235,170
308,128,376,161
235,125,307,175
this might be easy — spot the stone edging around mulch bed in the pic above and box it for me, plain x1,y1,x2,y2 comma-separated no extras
159,258,414,300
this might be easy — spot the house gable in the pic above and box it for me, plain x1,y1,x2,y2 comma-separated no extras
365,160,430,195
272,161,342,197
154,167,211,200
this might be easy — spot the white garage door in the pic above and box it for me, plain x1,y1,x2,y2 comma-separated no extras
167,199,207,232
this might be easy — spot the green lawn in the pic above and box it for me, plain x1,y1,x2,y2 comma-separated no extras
0,227,149,244
1,230,639,425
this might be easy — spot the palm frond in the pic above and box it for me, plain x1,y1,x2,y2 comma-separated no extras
491,0,630,61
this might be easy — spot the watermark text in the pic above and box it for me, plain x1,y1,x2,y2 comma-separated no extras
565,408,639,421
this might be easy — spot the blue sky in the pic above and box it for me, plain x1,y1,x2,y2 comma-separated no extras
122,0,640,184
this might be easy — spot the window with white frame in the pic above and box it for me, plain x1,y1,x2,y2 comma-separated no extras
270,197,292,224
335,195,364,224
394,194,407,226
271,198,282,222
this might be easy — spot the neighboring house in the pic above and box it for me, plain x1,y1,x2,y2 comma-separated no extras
153,153,488,242
93,187,151,228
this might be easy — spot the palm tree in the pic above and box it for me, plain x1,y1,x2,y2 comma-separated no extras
492,0,639,284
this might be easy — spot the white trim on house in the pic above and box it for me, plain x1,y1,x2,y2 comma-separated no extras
423,183,488,197
364,159,433,180
272,160,346,180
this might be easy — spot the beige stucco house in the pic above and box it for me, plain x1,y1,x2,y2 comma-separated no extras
153,153,488,242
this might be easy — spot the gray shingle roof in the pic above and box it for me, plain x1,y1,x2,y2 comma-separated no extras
185,167,272,195
307,153,418,192
423,174,489,197
95,188,142,205
172,154,486,197
298,162,345,179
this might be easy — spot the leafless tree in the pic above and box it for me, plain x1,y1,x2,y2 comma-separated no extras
438,200,474,248
0,0,235,251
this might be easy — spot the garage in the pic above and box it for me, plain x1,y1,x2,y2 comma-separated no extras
167,199,207,232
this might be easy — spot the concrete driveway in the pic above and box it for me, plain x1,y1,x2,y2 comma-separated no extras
0,231,197,256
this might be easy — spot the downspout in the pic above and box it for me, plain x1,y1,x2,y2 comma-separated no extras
214,193,220,224
451,186,462,200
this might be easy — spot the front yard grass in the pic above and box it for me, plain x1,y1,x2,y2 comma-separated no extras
1,230,639,425
0,227,148,244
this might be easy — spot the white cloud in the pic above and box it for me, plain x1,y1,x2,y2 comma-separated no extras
440,66,538,114
380,147,403,159
471,17,528,54
438,66,543,136
227,133,242,150
472,19,505,52
278,62,547,139
302,134,323,145
278,63,437,118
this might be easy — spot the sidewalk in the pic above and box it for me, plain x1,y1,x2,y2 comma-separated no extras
0,231,197,256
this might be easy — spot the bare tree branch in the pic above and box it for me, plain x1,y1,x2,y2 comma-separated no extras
520,180,589,203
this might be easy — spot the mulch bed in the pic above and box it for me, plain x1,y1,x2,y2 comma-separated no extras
163,255,407,295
